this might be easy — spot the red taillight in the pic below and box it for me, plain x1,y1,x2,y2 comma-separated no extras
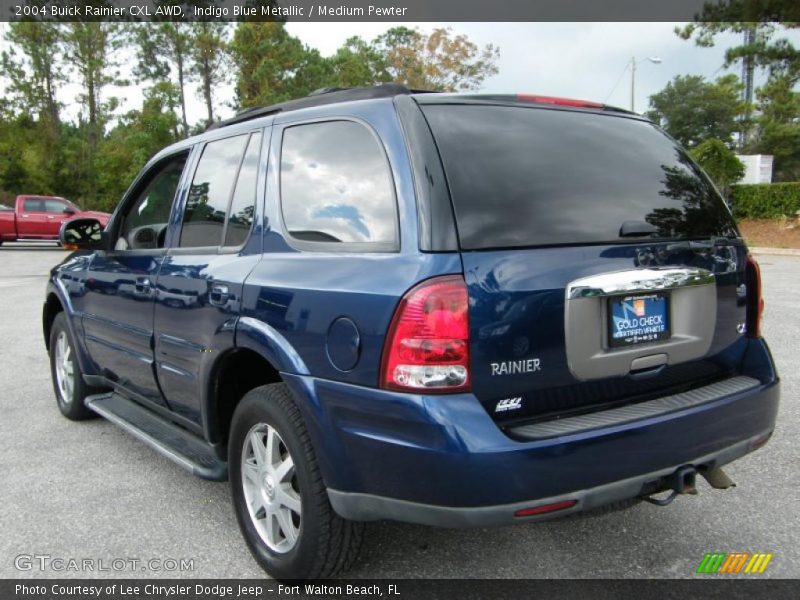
516,94,603,108
745,253,764,338
514,500,578,517
380,275,470,393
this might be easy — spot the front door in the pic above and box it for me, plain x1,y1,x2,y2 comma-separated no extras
81,151,191,407
43,198,77,236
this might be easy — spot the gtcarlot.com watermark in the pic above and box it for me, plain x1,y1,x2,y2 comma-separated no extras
14,554,195,573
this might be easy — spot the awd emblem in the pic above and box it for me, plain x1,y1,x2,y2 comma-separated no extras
495,397,522,412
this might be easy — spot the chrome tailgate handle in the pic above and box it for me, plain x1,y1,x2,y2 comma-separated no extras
567,267,715,300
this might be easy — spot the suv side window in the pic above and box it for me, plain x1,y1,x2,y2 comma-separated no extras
116,153,188,251
279,120,398,249
224,132,262,248
180,133,260,248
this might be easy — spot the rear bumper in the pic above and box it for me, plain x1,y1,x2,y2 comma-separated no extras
282,338,779,527
327,434,766,527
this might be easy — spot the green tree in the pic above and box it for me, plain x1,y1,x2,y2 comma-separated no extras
375,26,499,91
646,75,745,149
63,23,125,141
134,22,192,136
95,83,181,210
0,114,50,196
1,22,65,197
677,16,800,181
229,22,331,109
689,138,745,197
1,22,63,129
190,21,230,125
750,75,800,181
329,36,391,88
678,19,798,85
229,24,499,110
62,22,127,201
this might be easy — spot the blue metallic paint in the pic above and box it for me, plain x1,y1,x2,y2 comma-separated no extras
80,251,167,405
463,243,750,414
153,252,261,424
44,94,781,523
282,338,778,507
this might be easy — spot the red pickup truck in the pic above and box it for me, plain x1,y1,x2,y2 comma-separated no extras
0,195,110,245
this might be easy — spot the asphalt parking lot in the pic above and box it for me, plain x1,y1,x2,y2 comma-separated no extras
1,242,798,579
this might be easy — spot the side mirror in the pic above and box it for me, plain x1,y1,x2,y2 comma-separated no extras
59,218,105,250
62,206,77,215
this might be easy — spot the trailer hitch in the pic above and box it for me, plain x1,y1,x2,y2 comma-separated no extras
641,466,698,506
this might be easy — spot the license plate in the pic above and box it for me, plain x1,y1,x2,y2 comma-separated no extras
608,293,670,348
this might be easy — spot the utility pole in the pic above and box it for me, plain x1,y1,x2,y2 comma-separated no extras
630,56,662,113
740,26,756,148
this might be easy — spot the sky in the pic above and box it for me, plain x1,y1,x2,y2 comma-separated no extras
2,22,799,125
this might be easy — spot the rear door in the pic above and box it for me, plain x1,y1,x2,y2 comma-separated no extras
152,129,265,425
16,197,49,237
420,101,747,422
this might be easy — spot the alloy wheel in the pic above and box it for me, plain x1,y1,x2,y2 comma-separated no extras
241,423,302,553
54,331,74,404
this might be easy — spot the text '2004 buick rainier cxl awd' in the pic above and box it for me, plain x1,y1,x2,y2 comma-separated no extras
45,85,779,579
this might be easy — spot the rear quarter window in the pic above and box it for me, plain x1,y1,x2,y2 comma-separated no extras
421,104,737,249
279,120,398,251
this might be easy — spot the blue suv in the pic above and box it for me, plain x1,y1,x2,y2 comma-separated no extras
45,85,779,579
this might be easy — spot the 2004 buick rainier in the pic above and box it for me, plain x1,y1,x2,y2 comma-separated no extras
45,85,779,579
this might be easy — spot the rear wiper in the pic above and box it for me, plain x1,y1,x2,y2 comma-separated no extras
619,220,659,237
664,237,736,253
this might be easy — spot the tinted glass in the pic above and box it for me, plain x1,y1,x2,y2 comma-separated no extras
23,198,45,212
181,134,248,248
119,155,187,250
280,121,397,246
45,199,69,213
224,132,262,247
422,105,737,249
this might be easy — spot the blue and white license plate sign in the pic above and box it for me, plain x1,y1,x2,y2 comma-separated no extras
608,293,670,348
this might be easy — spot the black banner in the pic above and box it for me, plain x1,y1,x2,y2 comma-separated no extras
4,579,800,600
1,0,797,23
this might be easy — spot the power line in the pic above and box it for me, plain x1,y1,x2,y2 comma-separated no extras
604,62,630,104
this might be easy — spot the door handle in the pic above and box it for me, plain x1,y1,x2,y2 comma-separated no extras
209,284,230,306
135,277,152,295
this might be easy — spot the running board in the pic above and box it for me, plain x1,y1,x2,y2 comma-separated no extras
85,393,227,481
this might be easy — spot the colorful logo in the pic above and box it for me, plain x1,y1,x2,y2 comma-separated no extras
696,552,773,574
633,298,646,317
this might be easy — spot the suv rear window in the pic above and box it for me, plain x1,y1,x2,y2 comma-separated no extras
421,104,737,249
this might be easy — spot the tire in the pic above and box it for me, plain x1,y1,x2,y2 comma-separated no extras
229,383,364,580
49,312,100,420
